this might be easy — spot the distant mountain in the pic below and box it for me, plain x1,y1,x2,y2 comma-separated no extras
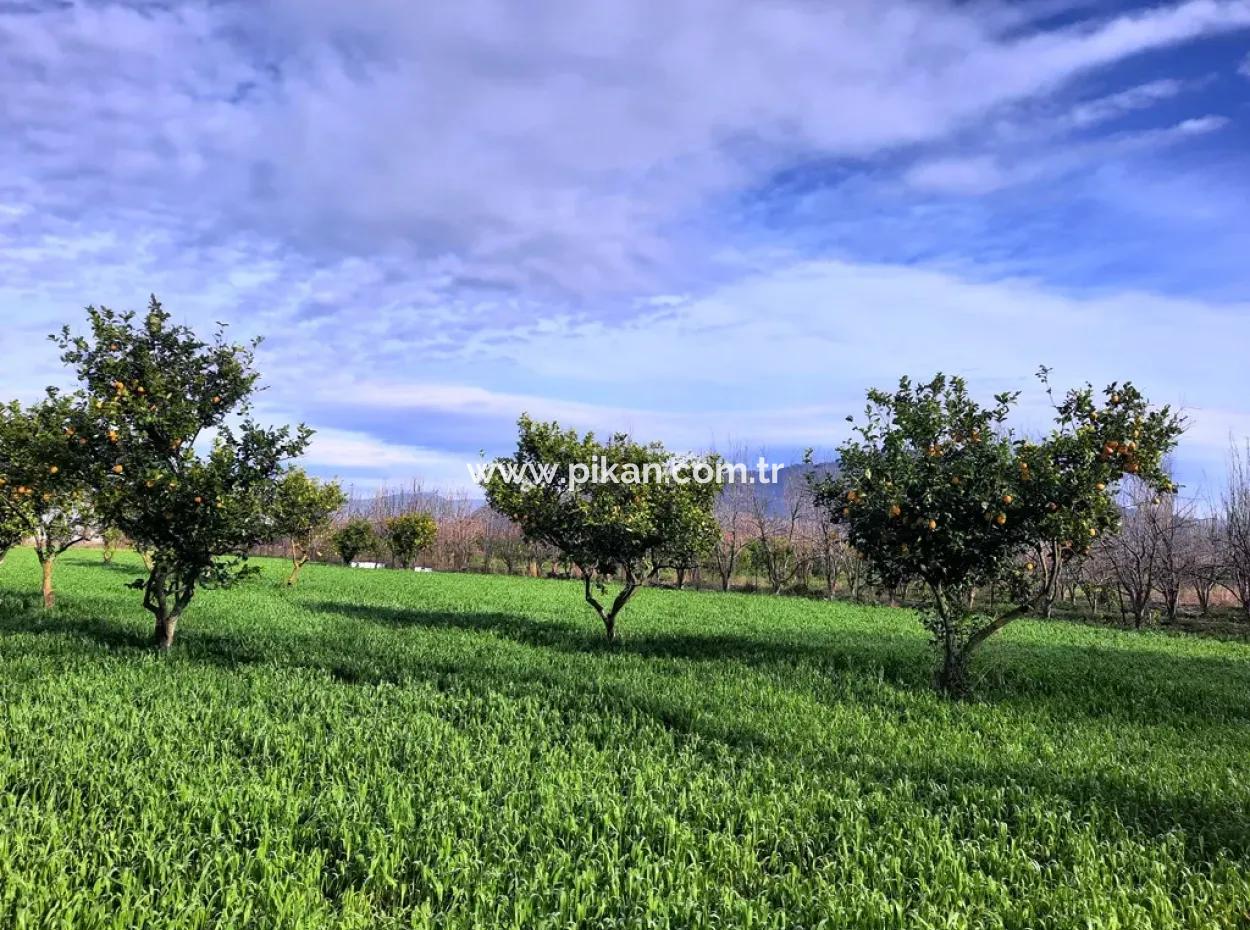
747,459,838,515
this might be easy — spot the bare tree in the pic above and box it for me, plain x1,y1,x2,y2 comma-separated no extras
431,490,480,571
1072,544,1117,616
1222,441,1250,622
1147,491,1199,623
479,507,531,574
707,449,754,591
1105,480,1162,629
746,473,814,595
1190,511,1227,616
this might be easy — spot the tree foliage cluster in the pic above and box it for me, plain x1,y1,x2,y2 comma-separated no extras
0,299,341,646
810,371,1183,693
484,416,721,640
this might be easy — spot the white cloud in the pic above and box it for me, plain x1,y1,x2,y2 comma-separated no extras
1240,51,1250,76
1172,114,1231,133
3,0,1249,295
904,113,1232,194
904,157,1013,195
1067,78,1188,127
297,428,477,491
289,258,1250,487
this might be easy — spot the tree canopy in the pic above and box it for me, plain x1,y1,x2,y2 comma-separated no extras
385,512,438,570
811,372,1183,695
333,517,376,566
271,468,346,584
55,297,311,647
484,415,721,640
0,393,96,606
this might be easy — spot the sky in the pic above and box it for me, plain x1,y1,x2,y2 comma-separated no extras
1,0,1248,496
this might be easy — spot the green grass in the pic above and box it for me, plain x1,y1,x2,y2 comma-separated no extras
1,549,1249,929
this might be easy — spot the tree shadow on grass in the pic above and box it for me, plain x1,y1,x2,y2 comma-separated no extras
306,598,927,675
2,589,1250,874
306,599,1250,726
5,585,1249,731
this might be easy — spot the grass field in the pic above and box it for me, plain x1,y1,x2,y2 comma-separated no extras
1,549,1249,929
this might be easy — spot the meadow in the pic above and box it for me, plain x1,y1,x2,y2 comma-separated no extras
1,549,1249,929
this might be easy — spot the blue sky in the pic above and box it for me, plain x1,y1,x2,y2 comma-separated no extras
1,0,1248,495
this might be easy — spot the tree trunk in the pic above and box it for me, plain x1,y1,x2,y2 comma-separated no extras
40,556,55,609
583,570,640,641
153,613,178,650
144,567,195,650
936,645,970,698
675,567,686,590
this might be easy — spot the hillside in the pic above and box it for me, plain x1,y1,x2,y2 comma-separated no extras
1,549,1248,928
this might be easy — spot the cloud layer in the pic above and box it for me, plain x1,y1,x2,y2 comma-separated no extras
1,0,1248,492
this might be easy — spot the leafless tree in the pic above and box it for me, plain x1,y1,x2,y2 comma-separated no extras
1189,511,1226,616
706,449,754,591
1222,441,1250,622
1147,491,1199,623
430,490,480,571
479,507,530,574
746,474,815,595
1072,544,1117,616
1105,480,1162,629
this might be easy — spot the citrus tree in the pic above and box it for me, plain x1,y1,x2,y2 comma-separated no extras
384,512,437,569
483,416,721,640
0,509,25,565
271,468,347,584
811,373,1182,696
101,526,124,563
333,517,376,565
0,394,96,607
54,297,311,648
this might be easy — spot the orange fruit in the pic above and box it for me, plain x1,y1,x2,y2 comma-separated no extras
112,464,124,474
995,512,1007,526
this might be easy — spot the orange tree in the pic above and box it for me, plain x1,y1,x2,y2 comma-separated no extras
0,510,22,564
384,512,437,569
271,468,347,585
54,297,311,648
810,372,1183,696
0,393,96,607
484,416,721,640
332,517,376,565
